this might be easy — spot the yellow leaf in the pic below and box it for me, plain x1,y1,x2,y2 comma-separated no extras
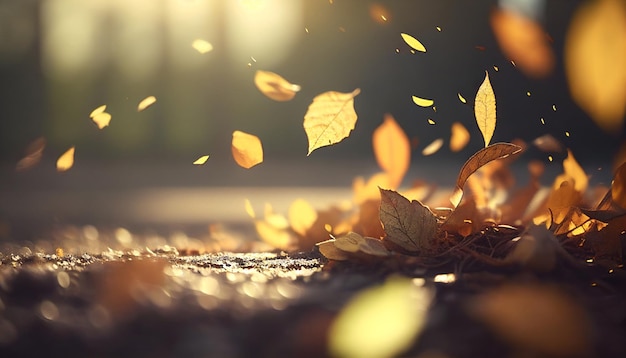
192,155,210,165
333,232,389,257
89,105,106,118
288,199,318,236
421,138,443,156
254,70,301,102
379,188,437,253
458,93,467,104
329,277,431,358
372,114,411,189
56,146,75,172
333,231,363,253
452,143,522,207
191,39,213,54
231,130,263,168
137,96,157,112
244,198,256,219
562,149,588,193
411,96,434,107
565,0,626,132
91,112,112,129
400,32,426,52
303,88,360,155
450,122,470,152
474,71,497,147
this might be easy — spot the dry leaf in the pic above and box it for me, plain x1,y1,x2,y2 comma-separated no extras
56,146,75,172
231,130,263,168
355,199,386,239
475,71,497,147
92,112,112,129
441,198,484,238
400,33,426,52
192,39,213,54
379,188,438,254
193,155,210,165
612,162,626,209
254,70,301,102
316,239,349,261
303,89,360,155
137,96,157,112
458,93,467,104
372,114,411,188
411,96,434,107
491,9,555,78
450,122,470,152
422,138,443,156
89,105,106,118
451,143,522,207
16,137,46,171
565,0,626,132
288,199,318,237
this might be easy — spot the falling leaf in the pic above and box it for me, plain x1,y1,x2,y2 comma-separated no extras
565,0,626,132
329,277,431,358
288,199,318,236
191,39,213,54
89,105,106,118
612,162,626,209
475,71,497,147
427,119,436,125
422,138,443,156
372,114,411,189
244,198,256,219
353,172,393,205
254,70,301,102
91,112,112,129
379,188,438,254
400,33,426,52
490,9,555,78
231,130,264,168
193,155,210,165
458,93,467,104
56,146,75,172
303,88,360,155
532,134,564,153
411,96,434,107
16,137,46,171
137,96,157,112
451,143,523,207
450,122,470,152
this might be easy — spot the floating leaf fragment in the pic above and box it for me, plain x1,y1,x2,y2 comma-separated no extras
458,93,467,104
422,138,443,156
400,33,426,52
191,39,213,54
56,146,75,172
92,112,112,129
244,198,256,219
450,122,470,152
427,119,436,125
137,96,157,112
193,155,210,165
303,88,360,155
372,114,411,189
254,70,301,102
89,105,106,118
475,71,497,147
412,96,434,107
231,130,264,168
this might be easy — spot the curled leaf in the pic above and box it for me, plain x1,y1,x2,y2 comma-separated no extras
411,96,434,107
254,70,301,102
231,130,263,168
379,188,438,254
450,122,470,152
372,114,411,188
316,239,349,261
303,89,360,155
475,71,497,147
400,33,426,52
137,96,157,112
56,146,75,172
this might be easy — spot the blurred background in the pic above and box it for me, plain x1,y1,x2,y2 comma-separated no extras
0,0,624,239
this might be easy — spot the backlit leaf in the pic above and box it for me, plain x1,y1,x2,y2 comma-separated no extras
56,146,75,172
422,138,443,156
565,0,626,132
562,149,588,193
411,96,434,107
191,39,213,54
353,172,392,205
254,70,301,102
333,232,389,257
400,33,426,52
450,122,470,152
611,162,626,209
372,114,411,188
452,143,523,207
288,198,318,236
379,188,438,253
303,88,360,155
193,155,210,165
231,130,263,168
316,239,349,261
91,112,112,129
137,96,157,112
475,71,497,147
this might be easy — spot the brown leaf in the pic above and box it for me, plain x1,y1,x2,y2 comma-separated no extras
317,239,349,261
505,225,558,272
474,71,497,147
591,214,626,261
449,122,470,152
303,89,360,155
451,143,523,207
231,130,263,168
254,70,301,102
379,188,438,253
56,146,75,172
356,199,385,239
372,114,411,189
612,162,626,209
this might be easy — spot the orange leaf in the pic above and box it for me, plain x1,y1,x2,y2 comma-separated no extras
56,146,75,172
372,114,410,188
562,149,588,193
450,122,470,152
379,188,437,253
254,70,301,102
475,71,497,147
231,130,263,168
304,89,361,155
353,172,392,205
